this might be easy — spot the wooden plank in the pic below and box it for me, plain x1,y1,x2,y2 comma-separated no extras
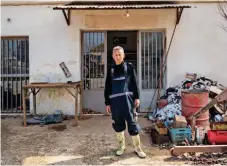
210,86,222,95
80,83,83,117
25,90,32,99
74,88,79,126
172,145,227,154
32,88,37,115
214,104,224,114
216,89,227,102
24,82,81,89
35,88,41,95
64,88,76,98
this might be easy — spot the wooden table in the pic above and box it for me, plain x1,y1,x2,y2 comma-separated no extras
22,82,83,127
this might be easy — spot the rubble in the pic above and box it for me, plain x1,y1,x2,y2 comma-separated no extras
82,108,102,114
189,152,227,165
148,74,227,126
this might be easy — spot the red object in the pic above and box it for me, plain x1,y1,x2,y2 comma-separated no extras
181,90,210,128
207,130,227,145
157,99,168,109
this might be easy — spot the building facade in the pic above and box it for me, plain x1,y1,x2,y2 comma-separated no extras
1,0,227,115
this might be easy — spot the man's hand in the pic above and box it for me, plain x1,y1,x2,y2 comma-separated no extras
106,105,111,114
134,99,140,108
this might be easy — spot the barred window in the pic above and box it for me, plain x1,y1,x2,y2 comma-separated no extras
1,37,29,113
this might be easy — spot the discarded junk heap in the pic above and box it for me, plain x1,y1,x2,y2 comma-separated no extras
149,73,227,145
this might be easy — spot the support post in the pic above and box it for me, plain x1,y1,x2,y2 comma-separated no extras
62,9,71,26
23,88,27,127
176,8,184,24
32,88,36,115
74,87,79,126
80,83,83,117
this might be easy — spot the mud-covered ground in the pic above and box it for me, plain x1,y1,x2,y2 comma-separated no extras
1,115,193,165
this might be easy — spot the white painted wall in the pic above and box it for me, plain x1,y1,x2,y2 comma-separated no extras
1,5,82,115
167,3,227,87
1,3,227,114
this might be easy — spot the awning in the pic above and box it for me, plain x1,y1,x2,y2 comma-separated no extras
53,1,192,26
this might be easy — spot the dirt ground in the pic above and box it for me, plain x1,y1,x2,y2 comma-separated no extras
1,115,190,165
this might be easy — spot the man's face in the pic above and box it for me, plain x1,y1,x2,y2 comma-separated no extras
112,49,125,65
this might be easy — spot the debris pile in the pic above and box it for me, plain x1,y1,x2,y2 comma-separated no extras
82,108,102,114
149,73,227,158
148,74,226,126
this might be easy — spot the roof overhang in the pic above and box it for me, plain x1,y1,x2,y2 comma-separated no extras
53,1,192,26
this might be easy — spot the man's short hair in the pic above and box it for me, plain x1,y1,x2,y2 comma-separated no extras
112,46,124,54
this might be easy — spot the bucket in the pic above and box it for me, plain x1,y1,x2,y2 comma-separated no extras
181,89,210,128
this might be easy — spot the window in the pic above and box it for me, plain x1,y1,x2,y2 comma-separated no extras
1,37,29,113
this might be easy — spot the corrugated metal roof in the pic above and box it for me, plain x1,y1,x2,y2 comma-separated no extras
53,4,192,10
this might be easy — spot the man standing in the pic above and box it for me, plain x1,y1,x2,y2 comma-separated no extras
104,46,146,158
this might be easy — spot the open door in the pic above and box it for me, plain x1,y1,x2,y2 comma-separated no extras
82,31,107,113
138,31,166,112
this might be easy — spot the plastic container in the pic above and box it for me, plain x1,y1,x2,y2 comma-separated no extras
54,110,63,123
169,127,192,143
207,130,227,145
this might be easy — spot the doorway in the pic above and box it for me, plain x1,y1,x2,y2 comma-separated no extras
82,31,138,113
107,31,138,72
81,30,165,113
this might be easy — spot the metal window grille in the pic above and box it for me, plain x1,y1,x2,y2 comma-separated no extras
82,32,105,90
141,31,165,89
1,37,30,113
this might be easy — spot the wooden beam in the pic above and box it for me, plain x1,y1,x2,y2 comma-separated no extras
176,8,184,24
25,90,32,99
23,89,27,127
35,88,41,95
210,86,223,95
216,88,227,102
32,88,37,115
80,83,83,117
65,88,76,98
214,104,224,114
62,9,71,26
74,88,79,126
171,145,227,156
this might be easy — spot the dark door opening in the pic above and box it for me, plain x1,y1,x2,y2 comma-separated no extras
107,31,138,72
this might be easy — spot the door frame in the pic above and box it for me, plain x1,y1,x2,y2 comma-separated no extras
80,29,166,112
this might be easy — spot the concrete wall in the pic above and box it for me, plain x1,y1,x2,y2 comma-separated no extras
1,3,227,114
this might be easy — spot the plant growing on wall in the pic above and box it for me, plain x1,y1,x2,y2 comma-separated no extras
218,1,227,32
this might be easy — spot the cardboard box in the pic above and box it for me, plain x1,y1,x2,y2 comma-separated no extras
173,115,187,128
151,129,170,145
185,73,197,81
155,124,168,135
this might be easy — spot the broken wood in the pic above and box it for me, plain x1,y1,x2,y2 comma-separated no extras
210,86,223,95
214,104,224,114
